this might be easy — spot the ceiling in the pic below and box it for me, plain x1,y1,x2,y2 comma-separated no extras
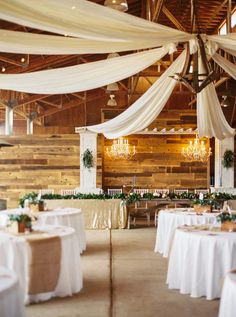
0,0,235,128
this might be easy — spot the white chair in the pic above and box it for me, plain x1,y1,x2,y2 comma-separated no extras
107,188,122,195
133,189,149,195
194,189,209,194
60,189,76,196
151,189,170,194
39,189,54,195
174,189,188,195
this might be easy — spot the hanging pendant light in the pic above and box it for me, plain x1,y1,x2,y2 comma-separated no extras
107,95,117,106
104,0,128,12
106,138,136,160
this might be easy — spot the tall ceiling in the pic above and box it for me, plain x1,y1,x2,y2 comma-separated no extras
0,0,235,129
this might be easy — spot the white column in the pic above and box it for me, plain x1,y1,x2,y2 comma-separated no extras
215,137,234,188
5,106,13,135
79,131,100,193
26,117,33,135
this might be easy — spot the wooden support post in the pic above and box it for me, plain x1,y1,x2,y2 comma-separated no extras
5,106,13,135
26,117,34,135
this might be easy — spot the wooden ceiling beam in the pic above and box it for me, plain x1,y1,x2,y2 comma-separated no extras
188,77,229,106
0,56,24,67
37,93,105,118
162,5,186,31
14,94,50,108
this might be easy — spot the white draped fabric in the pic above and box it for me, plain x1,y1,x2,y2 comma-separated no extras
0,29,176,55
197,83,235,139
0,47,169,94
86,50,186,139
0,0,192,43
212,53,236,80
208,34,236,54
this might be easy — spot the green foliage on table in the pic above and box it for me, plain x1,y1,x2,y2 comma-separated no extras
19,190,236,208
82,149,94,169
19,192,43,208
217,212,236,223
8,213,35,228
222,150,234,169
193,198,221,209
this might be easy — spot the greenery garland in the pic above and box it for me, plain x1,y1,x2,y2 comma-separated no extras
19,190,236,208
222,150,234,169
82,149,94,169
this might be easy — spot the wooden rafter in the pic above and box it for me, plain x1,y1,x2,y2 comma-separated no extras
37,93,105,118
162,6,186,31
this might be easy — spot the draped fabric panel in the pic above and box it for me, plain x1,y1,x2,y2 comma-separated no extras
86,51,186,139
0,47,169,94
212,53,236,80
0,29,168,55
0,0,192,43
197,83,235,140
208,34,236,53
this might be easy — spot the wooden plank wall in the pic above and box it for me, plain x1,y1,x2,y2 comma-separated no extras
0,135,102,208
103,134,209,191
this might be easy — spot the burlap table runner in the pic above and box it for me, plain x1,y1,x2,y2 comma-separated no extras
25,234,61,295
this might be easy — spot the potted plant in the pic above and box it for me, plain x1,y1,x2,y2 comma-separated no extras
222,150,234,169
8,214,34,233
82,149,94,170
217,212,236,231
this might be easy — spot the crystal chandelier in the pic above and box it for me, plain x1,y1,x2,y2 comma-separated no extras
106,138,136,159
181,135,212,162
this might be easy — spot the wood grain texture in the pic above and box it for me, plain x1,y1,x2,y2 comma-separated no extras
0,135,102,208
103,135,209,191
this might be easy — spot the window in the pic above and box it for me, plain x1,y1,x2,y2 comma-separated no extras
219,9,236,34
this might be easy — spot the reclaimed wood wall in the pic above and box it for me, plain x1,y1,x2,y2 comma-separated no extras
103,134,209,191
0,135,102,208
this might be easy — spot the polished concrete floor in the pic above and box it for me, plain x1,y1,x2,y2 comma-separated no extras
26,227,219,317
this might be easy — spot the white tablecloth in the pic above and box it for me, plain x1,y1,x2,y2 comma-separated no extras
167,228,236,300
154,208,218,257
0,225,83,304
0,208,86,253
219,272,236,317
0,266,25,317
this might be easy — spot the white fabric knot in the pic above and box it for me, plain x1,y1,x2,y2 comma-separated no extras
189,39,198,54
205,40,219,56
164,42,177,55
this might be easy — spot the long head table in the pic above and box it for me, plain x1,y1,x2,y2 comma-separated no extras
44,199,127,230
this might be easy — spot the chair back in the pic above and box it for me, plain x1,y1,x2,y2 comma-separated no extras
133,189,149,195
39,189,54,195
194,189,209,194
60,189,76,196
174,189,188,195
107,188,123,195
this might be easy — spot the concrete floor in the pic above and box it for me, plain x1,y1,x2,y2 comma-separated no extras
26,227,219,317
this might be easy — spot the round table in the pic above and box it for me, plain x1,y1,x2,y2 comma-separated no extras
154,208,218,257
219,272,236,317
167,228,236,300
0,225,83,304
0,207,86,253
0,266,25,317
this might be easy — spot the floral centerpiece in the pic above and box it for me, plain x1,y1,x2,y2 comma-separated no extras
217,212,236,231
19,192,44,211
8,213,36,233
